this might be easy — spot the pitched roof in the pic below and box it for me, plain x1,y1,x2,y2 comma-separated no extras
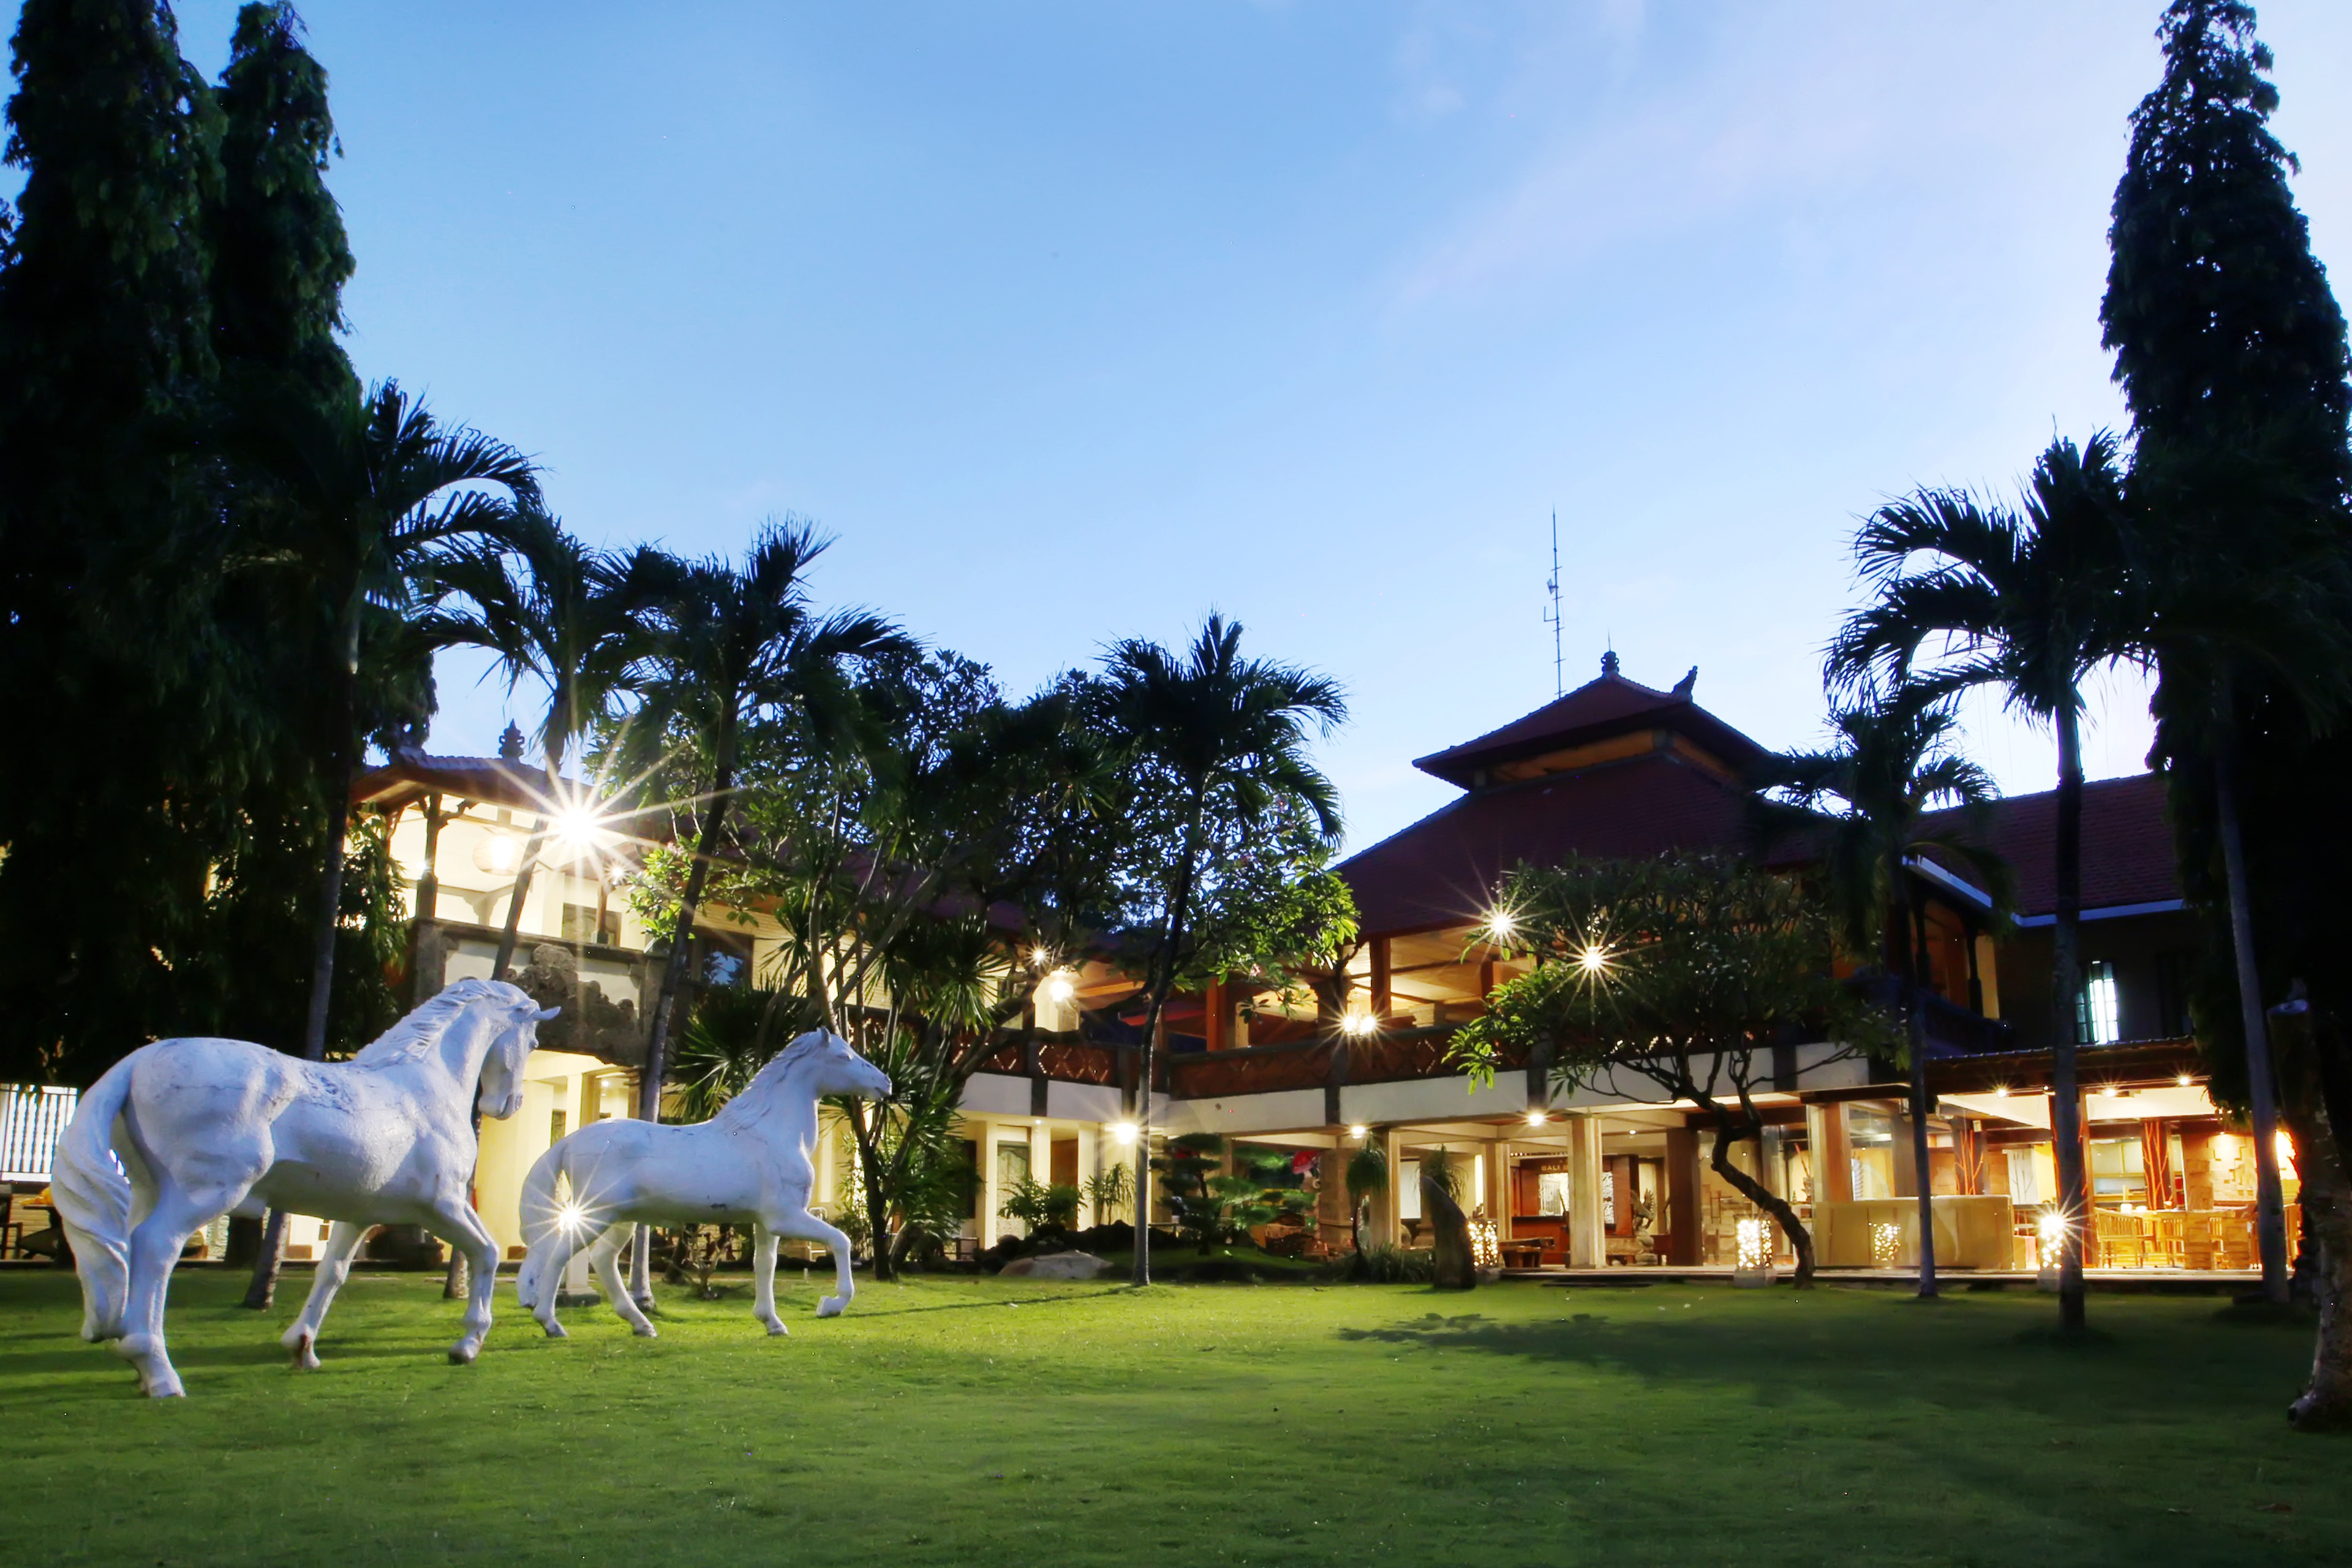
350,750,559,815
1925,772,2180,918
1340,750,1758,935
1412,657,1767,788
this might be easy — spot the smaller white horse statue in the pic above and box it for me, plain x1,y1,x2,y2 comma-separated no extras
51,979,556,1397
515,1028,889,1339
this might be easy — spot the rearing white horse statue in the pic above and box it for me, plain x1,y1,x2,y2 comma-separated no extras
51,978,556,1398
515,1028,889,1339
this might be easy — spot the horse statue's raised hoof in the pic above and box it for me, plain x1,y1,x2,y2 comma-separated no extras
282,1327,322,1372
816,1296,845,1318
761,1318,790,1337
447,1342,478,1366
541,1320,568,1340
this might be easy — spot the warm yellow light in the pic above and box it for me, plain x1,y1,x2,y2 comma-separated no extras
2037,1210,2068,1248
1991,1085,2010,1099
1488,908,1518,941
1040,970,1075,1005
1109,1121,1138,1146
477,831,519,874
1577,943,1610,976
2176,1073,2193,1088
1028,946,1053,970
1525,1110,1547,1127
1349,1124,1370,1140
1735,1217,1773,1271
1340,1009,1377,1038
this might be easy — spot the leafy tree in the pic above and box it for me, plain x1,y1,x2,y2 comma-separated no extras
1753,689,2013,1298
1090,616,1346,1286
614,521,903,1299
425,511,665,979
999,1178,1081,1236
1451,853,1894,1286
1825,432,2137,1327
2102,1,2352,1378
1082,1161,1134,1226
1155,1133,1230,1253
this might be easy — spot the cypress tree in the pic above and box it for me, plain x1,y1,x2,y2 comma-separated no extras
0,0,228,1083
2103,0,2352,1424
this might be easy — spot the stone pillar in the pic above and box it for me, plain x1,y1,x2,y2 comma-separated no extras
1029,1120,1054,1212
1566,1115,1605,1268
1487,1139,1509,1240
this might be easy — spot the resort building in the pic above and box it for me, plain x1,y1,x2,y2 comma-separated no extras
1,662,2286,1280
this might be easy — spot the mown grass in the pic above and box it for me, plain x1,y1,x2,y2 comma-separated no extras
2,1266,2345,1566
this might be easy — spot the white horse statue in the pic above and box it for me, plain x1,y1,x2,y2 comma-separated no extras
515,1028,889,1339
50,978,557,1398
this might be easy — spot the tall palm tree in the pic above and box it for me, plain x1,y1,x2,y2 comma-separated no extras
1826,431,2137,1330
1096,615,1346,1286
617,519,906,1303
426,511,668,979
1754,688,2012,1299
232,377,538,1308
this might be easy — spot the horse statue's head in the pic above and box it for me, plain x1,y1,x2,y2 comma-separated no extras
799,1029,892,1101
475,981,560,1120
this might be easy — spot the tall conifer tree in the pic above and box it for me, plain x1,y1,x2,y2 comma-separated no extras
2103,0,2352,1425
0,0,228,1082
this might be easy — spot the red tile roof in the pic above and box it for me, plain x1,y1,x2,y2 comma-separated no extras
1340,751,1757,935
1413,662,1767,788
1924,772,2180,918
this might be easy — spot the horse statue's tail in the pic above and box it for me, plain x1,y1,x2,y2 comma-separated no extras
50,1049,143,1342
514,1137,568,1310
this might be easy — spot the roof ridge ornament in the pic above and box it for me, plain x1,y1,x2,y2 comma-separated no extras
498,723,526,763
1600,649,1620,677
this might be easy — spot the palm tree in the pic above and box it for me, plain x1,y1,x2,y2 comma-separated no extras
1826,431,2138,1330
1096,615,1345,1286
617,519,905,1302
1754,688,2012,1298
232,378,538,1309
426,511,668,979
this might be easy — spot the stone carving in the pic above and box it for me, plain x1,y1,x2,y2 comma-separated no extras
48,981,558,1396
514,1030,891,1340
1425,1177,1477,1290
510,943,647,1065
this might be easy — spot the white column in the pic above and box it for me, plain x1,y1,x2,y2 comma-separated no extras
976,1119,1000,1249
1030,1121,1054,1218
1378,1126,1404,1246
1567,1114,1605,1269
1076,1123,1099,1225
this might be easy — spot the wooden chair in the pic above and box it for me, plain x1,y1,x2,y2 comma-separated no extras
2090,1208,2143,1269
2143,1210,2186,1270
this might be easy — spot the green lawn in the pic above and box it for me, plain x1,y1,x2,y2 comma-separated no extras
2,1267,2345,1566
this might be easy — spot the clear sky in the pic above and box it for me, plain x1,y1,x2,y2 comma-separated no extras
88,2,2352,849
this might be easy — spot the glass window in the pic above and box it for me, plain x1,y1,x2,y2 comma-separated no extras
2089,1136,2144,1200
2005,1148,2042,1204
2078,960,2121,1046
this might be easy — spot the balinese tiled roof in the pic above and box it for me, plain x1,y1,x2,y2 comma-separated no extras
351,750,558,813
1924,772,2180,918
1339,750,1758,936
1412,661,1768,788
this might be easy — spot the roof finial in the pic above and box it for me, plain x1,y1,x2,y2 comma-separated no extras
1672,666,1697,699
1600,649,1620,678
498,722,526,762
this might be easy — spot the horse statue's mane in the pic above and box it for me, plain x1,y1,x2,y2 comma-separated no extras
712,1030,842,1125
352,978,521,1069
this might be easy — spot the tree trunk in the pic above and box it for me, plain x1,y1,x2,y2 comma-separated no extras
627,741,736,1305
1905,888,1939,1300
850,1101,897,1284
1705,1111,1816,1287
245,609,361,1312
2213,712,2292,1305
492,816,548,979
1129,808,1205,1288
2048,700,2090,1332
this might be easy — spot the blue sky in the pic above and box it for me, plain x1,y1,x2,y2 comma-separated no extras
98,3,2352,848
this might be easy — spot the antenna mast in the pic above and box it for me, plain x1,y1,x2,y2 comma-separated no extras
1542,510,1564,697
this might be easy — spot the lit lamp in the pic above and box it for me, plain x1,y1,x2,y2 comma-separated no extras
473,829,520,875
1468,1207,1501,1271
2036,1208,2067,1292
1109,1121,1138,1147
1869,1220,1901,1270
1733,1216,1776,1288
